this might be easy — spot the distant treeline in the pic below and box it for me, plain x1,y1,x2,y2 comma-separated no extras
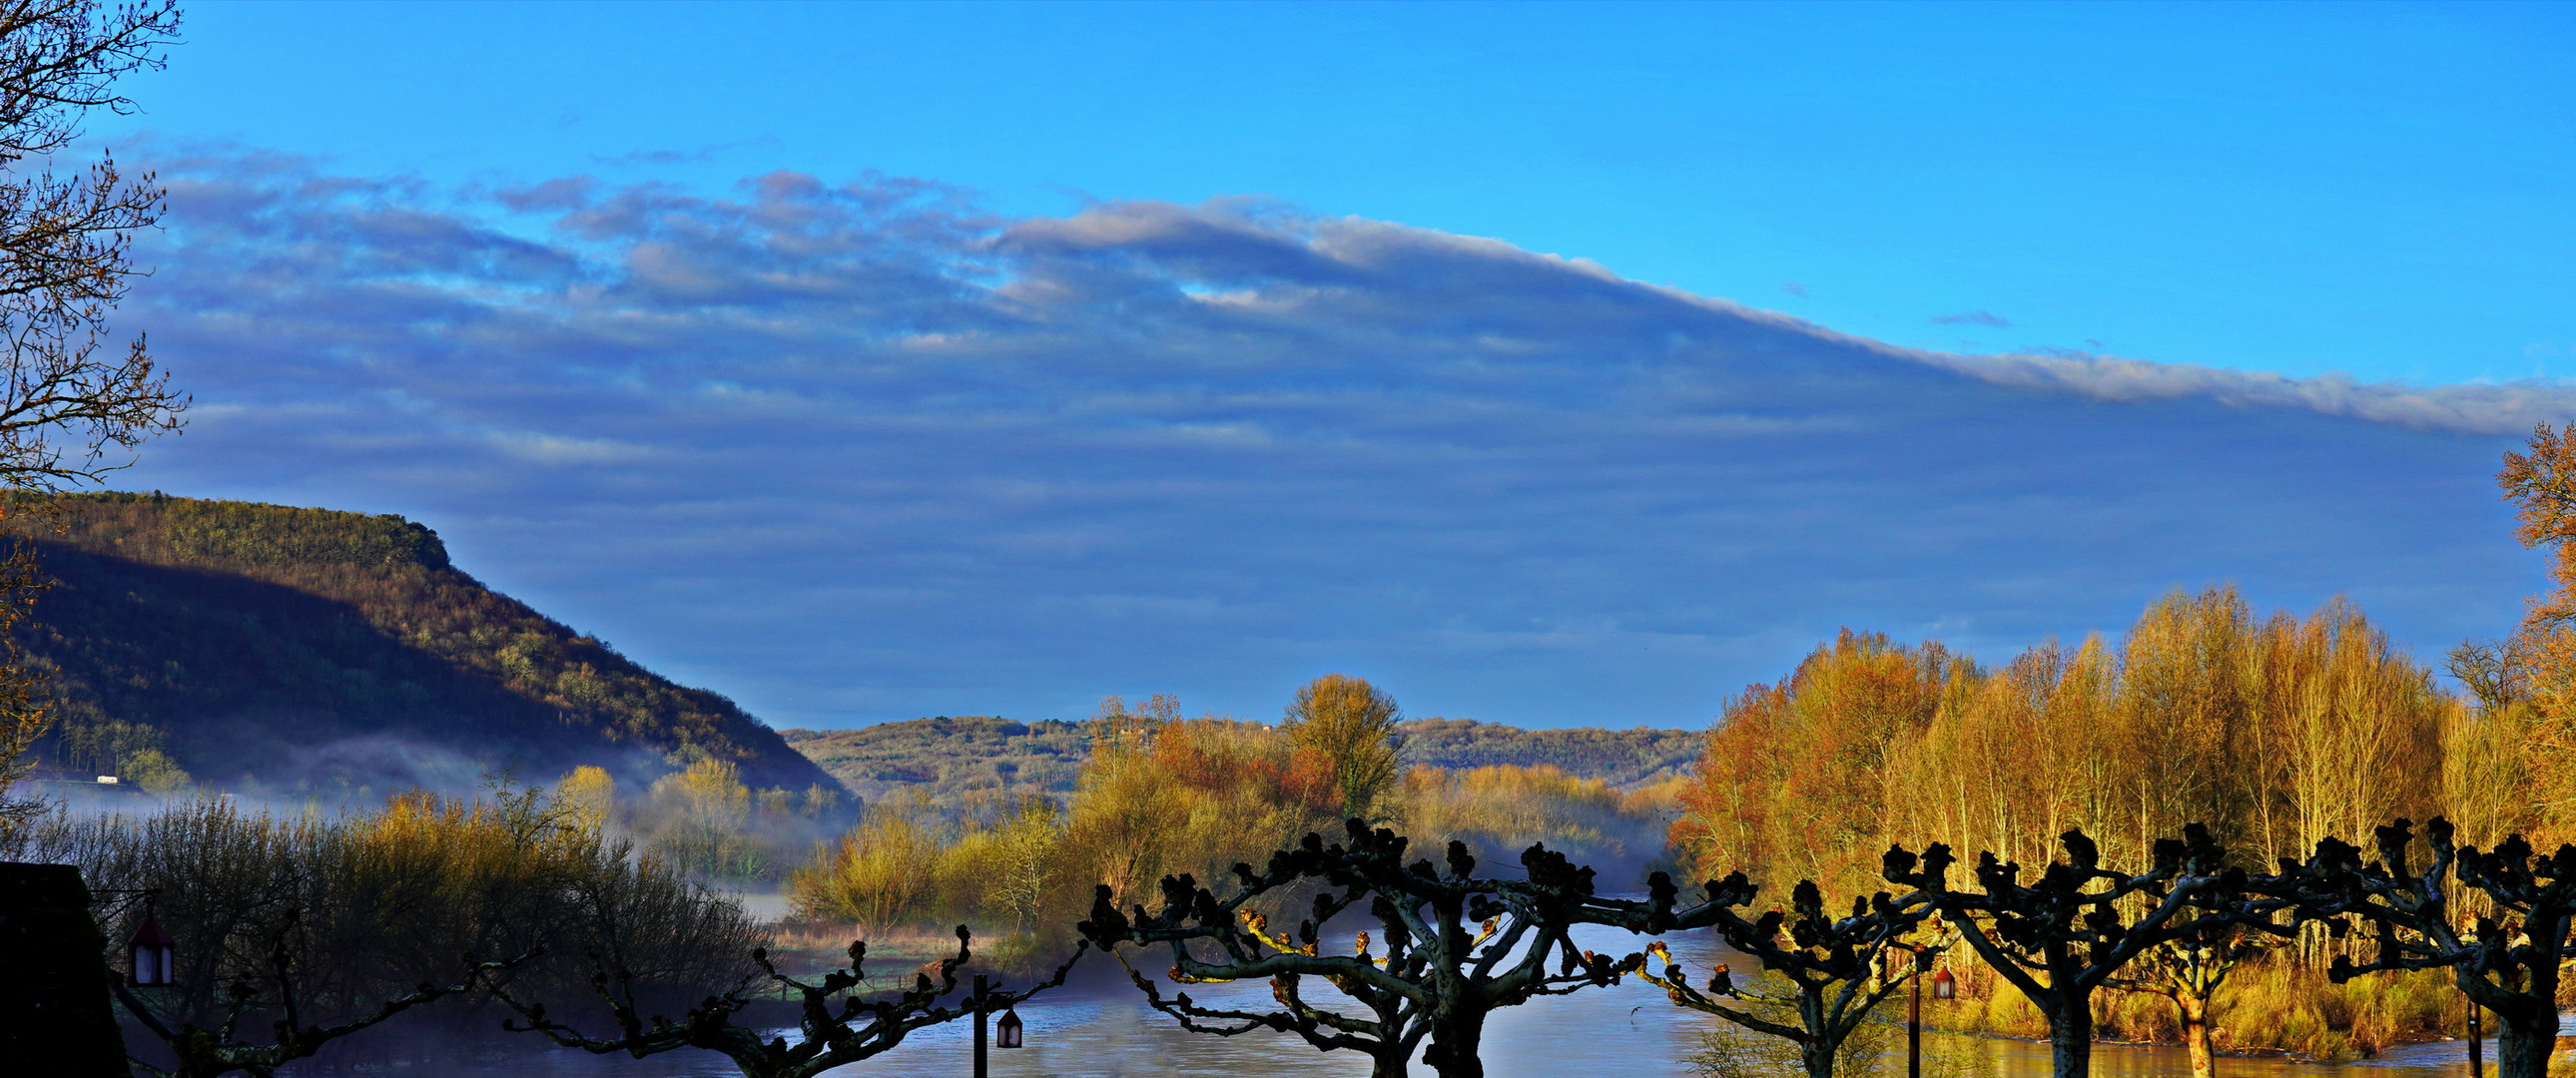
788,687,1683,953
779,714,1695,806
22,492,837,798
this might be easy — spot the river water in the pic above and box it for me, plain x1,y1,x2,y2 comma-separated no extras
451,923,2504,1078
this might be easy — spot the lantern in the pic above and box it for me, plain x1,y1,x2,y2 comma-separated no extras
994,1005,1023,1049
129,915,175,987
1931,967,1956,1000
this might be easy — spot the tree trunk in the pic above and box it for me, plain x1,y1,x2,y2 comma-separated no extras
1368,1043,1411,1078
2044,997,2094,1078
2179,995,2214,1078
2492,1010,2557,1078
1424,1005,1488,1078
1799,1033,1837,1078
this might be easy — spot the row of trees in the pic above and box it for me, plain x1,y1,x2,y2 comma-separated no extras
558,760,846,882
1073,806,2576,1078
2,783,759,1076
36,776,2576,1078
1672,590,2463,906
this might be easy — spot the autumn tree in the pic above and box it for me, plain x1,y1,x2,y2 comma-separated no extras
645,758,758,877
0,0,188,825
1079,819,1649,1078
1633,874,1936,1078
1053,699,1340,919
2490,424,2576,839
1284,674,1403,821
1880,824,2288,1078
1672,631,1966,893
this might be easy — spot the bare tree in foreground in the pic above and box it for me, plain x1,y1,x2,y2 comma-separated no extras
491,926,1088,1078
0,0,186,491
2266,816,2575,1078
107,912,529,1078
0,0,188,824
1881,824,2289,1078
1080,821,1649,1078
1634,875,1936,1078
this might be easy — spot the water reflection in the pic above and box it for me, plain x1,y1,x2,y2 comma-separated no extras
434,923,2494,1077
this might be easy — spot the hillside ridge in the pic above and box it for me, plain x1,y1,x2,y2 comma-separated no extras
25,492,839,799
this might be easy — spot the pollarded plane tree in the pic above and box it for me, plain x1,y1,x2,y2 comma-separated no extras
1879,824,2290,1078
2264,816,2576,1078
1078,820,1649,1078
2108,924,2269,1078
489,926,1087,1078
1630,874,1938,1078
1099,886,1429,1078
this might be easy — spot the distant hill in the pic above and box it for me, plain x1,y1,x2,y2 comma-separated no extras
780,715,1700,807
1393,719,1700,788
22,492,839,799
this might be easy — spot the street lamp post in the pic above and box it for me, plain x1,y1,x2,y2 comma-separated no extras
972,973,1029,1076
1884,942,1951,1078
2469,1001,2484,1078
973,974,988,1078
1880,944,1929,1078
1906,949,1925,1078
2461,915,2483,1078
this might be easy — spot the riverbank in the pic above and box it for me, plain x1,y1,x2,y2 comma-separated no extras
1916,957,2474,1064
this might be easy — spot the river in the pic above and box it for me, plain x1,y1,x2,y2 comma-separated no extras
451,923,2503,1078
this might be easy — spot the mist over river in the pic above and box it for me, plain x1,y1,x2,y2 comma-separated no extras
428,924,2493,1078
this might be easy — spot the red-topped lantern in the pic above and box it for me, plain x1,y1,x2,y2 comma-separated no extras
1931,967,1956,1000
994,1005,1023,1049
129,915,175,987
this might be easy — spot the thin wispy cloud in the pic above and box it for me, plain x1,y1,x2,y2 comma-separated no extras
1932,310,2012,328
111,146,2561,727
587,136,783,168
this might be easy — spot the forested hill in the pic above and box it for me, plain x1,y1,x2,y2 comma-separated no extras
781,716,1698,807
23,492,838,799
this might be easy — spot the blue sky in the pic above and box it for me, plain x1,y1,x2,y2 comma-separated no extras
106,2,2576,383
75,2,2576,728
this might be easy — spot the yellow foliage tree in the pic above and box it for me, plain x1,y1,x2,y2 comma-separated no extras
647,759,756,878
1676,590,2453,899
556,765,615,835
1283,674,1403,821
